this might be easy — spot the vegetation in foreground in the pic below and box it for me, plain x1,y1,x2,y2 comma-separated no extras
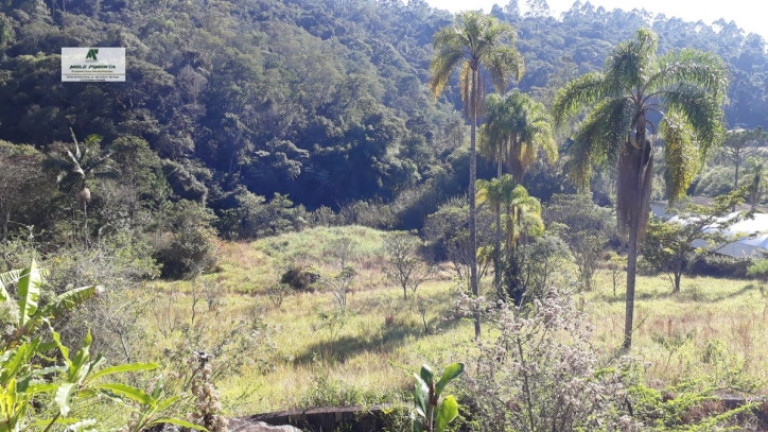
3,223,768,430
142,226,768,426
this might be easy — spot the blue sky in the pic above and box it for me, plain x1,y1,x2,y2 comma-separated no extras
425,0,768,41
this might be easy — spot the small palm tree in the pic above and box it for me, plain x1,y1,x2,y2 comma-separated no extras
477,175,543,304
479,91,556,295
552,29,728,349
46,128,113,246
430,11,524,338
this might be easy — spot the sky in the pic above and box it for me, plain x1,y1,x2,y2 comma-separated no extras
424,0,768,42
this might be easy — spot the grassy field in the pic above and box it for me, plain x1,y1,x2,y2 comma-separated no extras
140,225,768,416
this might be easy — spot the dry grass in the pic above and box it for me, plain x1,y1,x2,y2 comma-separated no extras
139,226,768,416
585,272,768,392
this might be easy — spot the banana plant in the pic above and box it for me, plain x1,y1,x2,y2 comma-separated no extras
51,330,204,432
412,362,464,432
0,260,204,431
0,259,101,349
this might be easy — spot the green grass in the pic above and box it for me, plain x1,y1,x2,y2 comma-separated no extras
194,225,389,295
139,225,768,416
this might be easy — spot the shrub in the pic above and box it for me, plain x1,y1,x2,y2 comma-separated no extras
301,375,385,408
545,193,614,291
383,231,432,299
280,265,320,292
688,254,750,279
0,259,201,431
152,200,217,279
462,289,640,432
338,200,396,229
310,205,342,227
518,233,572,302
630,381,759,430
747,259,768,282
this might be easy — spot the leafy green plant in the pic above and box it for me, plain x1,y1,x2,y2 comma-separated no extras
314,306,352,346
411,363,464,432
748,259,768,284
0,259,203,431
630,381,757,431
0,259,100,349
118,375,206,432
0,325,197,432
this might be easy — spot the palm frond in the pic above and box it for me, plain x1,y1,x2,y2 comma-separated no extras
663,84,726,157
0,269,21,302
484,45,525,92
69,127,81,160
605,29,658,91
565,134,595,190
652,49,729,98
661,112,700,203
431,11,523,116
429,44,466,99
563,97,631,190
552,72,607,128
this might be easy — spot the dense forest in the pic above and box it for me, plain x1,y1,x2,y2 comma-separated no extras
0,0,767,270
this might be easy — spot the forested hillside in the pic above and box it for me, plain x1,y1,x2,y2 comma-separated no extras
0,0,766,250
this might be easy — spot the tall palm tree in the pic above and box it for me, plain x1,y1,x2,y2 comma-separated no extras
430,11,524,338
552,29,728,349
477,175,543,304
479,91,556,296
46,129,113,246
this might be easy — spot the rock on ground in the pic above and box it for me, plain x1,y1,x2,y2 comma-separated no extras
228,419,303,432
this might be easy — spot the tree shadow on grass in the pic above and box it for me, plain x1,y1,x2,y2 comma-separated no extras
596,291,677,304
595,283,760,304
685,283,761,303
292,315,463,365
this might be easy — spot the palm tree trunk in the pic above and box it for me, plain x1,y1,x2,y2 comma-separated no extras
83,199,89,247
494,157,503,300
623,225,639,350
733,162,740,212
469,67,480,340
623,118,651,350
1,207,8,242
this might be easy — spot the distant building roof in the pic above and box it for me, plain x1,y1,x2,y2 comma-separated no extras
715,234,768,259
651,202,768,259
719,213,768,237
